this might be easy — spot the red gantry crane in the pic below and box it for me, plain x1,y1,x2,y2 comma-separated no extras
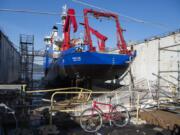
83,9,130,54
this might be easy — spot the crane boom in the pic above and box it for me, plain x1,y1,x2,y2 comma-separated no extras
62,9,78,51
89,26,107,52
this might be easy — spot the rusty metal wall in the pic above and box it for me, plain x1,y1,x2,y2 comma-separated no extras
0,30,21,83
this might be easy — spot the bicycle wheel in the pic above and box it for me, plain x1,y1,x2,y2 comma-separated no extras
80,108,102,133
111,104,129,127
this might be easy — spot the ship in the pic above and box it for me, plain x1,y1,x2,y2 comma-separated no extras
43,6,136,89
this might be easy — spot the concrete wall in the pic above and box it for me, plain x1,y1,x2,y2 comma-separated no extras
0,30,21,83
129,30,180,86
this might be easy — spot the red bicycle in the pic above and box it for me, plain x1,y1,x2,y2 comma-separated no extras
80,95,129,132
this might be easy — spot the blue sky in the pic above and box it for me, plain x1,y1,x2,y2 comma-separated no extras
0,0,180,50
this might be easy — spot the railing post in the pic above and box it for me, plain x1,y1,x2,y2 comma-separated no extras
136,92,140,124
50,92,56,126
115,92,118,104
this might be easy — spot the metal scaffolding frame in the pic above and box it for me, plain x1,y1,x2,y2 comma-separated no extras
157,38,180,107
20,34,34,89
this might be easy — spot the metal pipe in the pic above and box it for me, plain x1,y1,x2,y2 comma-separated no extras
26,87,92,93
157,38,160,108
159,43,180,50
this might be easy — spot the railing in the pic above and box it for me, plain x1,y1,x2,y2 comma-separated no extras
48,87,157,125
25,84,176,126
132,28,180,45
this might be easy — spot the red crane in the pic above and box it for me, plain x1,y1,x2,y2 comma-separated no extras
80,22,107,52
62,9,78,51
83,9,130,54
89,26,107,52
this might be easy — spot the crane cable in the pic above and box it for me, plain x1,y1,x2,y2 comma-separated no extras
0,1,172,30
0,8,59,15
0,8,85,17
71,0,171,30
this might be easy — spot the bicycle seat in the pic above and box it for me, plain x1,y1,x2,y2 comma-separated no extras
107,95,114,99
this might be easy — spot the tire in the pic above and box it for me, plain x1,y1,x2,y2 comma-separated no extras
111,104,129,127
80,108,102,133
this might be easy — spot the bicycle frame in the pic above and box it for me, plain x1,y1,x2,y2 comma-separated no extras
92,100,113,121
80,98,129,132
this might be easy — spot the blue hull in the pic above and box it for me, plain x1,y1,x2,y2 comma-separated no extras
45,51,131,83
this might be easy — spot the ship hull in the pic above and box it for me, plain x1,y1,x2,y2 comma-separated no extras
44,51,130,88
64,64,128,80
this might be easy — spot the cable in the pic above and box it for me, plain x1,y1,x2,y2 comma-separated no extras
0,8,59,15
71,0,172,30
1,7,168,30
0,8,84,17
0,3,173,30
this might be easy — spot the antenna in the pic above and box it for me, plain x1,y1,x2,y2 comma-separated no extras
62,4,67,16
61,4,68,41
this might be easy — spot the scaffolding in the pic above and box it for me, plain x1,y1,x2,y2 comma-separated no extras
20,34,34,89
157,38,180,107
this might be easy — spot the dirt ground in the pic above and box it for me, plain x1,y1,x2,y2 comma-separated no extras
140,110,180,130
59,124,171,135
